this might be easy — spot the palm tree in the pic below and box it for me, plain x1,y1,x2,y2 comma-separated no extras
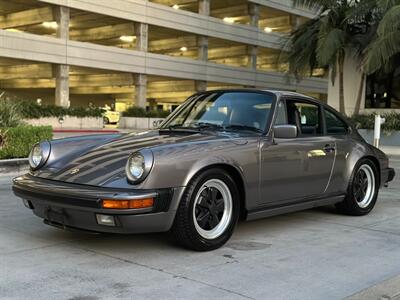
285,0,372,114
363,0,400,74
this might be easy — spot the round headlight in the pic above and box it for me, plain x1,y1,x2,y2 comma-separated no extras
126,150,153,184
29,141,51,170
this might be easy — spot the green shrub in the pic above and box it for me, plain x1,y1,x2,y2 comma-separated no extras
0,98,23,127
349,113,400,132
122,106,170,118
0,126,53,159
20,101,104,119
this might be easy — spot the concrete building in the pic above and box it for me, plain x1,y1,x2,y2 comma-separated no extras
0,0,328,112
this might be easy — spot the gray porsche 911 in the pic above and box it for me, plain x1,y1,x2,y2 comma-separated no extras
13,90,395,251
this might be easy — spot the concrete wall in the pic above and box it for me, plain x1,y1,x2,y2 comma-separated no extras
327,54,366,116
119,117,164,129
25,117,103,129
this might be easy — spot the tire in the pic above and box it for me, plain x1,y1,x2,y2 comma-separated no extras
103,117,110,125
171,168,240,251
336,158,379,216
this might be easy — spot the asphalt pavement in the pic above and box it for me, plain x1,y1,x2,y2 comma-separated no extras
1,158,400,300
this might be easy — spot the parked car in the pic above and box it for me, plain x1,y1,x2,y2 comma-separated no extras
102,106,120,124
13,90,395,251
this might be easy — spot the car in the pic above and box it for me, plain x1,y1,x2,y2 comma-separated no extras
102,106,120,124
13,90,395,251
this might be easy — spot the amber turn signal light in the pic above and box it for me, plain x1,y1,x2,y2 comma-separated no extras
102,198,154,209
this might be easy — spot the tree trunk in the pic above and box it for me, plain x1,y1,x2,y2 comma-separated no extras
338,61,345,114
353,73,365,116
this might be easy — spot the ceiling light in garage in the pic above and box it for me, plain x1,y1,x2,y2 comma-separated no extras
264,27,273,33
120,35,136,42
42,21,58,29
180,46,188,51
223,17,235,24
172,4,180,9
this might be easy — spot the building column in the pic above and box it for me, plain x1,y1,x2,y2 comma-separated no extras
135,23,148,52
135,23,149,108
195,80,207,92
248,3,260,27
197,0,209,94
291,15,302,30
197,35,208,61
135,74,147,108
54,6,70,107
198,0,210,16
247,3,259,71
247,45,258,70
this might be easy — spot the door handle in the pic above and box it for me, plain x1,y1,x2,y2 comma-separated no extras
323,144,336,153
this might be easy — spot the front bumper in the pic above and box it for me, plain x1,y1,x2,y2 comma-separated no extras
12,174,184,234
381,167,395,186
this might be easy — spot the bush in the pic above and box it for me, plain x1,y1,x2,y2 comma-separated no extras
0,126,53,159
349,113,400,132
122,106,170,118
0,98,23,127
20,101,104,119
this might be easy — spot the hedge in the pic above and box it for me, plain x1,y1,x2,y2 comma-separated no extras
348,113,400,132
0,126,53,159
20,101,104,119
122,106,170,118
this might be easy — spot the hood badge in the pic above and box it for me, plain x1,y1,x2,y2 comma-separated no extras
70,168,80,175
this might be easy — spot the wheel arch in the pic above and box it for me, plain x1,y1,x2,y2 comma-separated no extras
187,163,247,220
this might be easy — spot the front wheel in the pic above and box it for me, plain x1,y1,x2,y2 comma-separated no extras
336,159,379,216
171,168,240,251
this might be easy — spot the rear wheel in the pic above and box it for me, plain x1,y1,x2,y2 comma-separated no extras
172,168,239,251
336,159,379,216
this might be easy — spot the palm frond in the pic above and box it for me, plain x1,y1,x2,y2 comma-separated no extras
364,30,400,73
376,4,400,35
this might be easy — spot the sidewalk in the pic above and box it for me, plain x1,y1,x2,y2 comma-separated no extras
346,274,400,300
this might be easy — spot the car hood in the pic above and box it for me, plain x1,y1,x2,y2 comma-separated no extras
35,130,235,186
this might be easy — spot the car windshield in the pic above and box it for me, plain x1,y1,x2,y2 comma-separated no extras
161,92,274,133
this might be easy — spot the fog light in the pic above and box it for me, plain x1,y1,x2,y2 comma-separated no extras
96,214,116,226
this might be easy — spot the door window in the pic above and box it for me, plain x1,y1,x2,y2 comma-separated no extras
286,100,322,136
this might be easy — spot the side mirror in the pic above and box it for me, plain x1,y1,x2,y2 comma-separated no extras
273,125,297,139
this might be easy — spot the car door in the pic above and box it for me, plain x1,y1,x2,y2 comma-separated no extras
258,98,336,207
322,107,351,194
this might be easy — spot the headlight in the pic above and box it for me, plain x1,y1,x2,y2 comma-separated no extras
29,141,51,170
126,150,154,184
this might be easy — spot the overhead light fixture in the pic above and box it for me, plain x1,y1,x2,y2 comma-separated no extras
264,27,273,33
120,35,136,42
42,21,58,29
180,46,188,52
172,4,180,9
223,17,235,24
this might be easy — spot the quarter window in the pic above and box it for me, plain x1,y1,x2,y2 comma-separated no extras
324,109,348,135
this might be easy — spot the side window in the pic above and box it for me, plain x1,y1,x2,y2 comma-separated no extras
286,100,322,136
324,109,348,135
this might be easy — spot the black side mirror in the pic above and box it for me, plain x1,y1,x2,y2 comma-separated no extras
273,125,297,139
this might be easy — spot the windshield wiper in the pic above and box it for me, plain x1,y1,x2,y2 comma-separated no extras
193,122,224,130
223,124,263,133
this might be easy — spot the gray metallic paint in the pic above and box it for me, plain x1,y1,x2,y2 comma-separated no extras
14,90,394,232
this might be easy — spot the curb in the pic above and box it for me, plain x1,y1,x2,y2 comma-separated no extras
0,158,29,175
53,129,120,133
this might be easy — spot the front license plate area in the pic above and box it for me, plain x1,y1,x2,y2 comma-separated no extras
44,206,67,227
